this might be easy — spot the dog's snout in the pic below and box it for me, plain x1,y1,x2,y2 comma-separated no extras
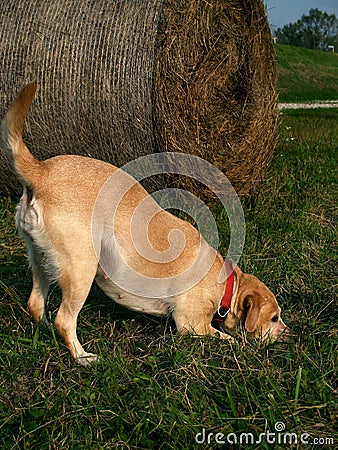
279,326,290,341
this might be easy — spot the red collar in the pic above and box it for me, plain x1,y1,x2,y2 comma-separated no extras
212,262,235,324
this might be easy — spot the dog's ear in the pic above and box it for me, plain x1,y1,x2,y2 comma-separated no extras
244,295,260,333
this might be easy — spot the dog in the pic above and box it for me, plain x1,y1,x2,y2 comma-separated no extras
2,82,288,365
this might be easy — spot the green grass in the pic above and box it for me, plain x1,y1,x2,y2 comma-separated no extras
275,44,338,102
0,109,337,448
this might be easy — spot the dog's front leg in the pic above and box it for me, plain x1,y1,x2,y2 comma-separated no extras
173,305,235,342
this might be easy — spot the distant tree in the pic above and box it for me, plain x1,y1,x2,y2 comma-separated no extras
275,8,338,51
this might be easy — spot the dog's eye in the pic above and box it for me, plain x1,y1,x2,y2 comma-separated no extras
271,315,279,322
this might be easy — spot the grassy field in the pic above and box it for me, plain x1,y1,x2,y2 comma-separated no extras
1,106,337,448
275,44,338,102
1,42,338,447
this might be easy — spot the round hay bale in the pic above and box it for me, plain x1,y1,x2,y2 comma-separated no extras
0,0,277,197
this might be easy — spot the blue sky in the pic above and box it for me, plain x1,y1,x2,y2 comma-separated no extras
266,0,338,31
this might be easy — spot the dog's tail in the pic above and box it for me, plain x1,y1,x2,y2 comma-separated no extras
1,81,42,186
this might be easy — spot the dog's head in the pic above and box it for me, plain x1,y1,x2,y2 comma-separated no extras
222,266,289,342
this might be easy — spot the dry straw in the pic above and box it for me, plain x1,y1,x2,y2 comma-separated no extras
0,0,277,197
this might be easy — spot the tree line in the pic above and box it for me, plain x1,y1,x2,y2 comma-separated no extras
274,8,338,51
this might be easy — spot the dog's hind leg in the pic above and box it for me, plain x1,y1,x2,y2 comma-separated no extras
17,188,56,329
28,269,51,328
54,260,98,367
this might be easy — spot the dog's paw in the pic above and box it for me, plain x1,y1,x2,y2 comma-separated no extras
216,330,235,342
75,352,98,367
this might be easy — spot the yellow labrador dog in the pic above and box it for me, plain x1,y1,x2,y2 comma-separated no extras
2,83,288,365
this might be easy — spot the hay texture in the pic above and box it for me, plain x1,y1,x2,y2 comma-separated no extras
0,0,277,197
